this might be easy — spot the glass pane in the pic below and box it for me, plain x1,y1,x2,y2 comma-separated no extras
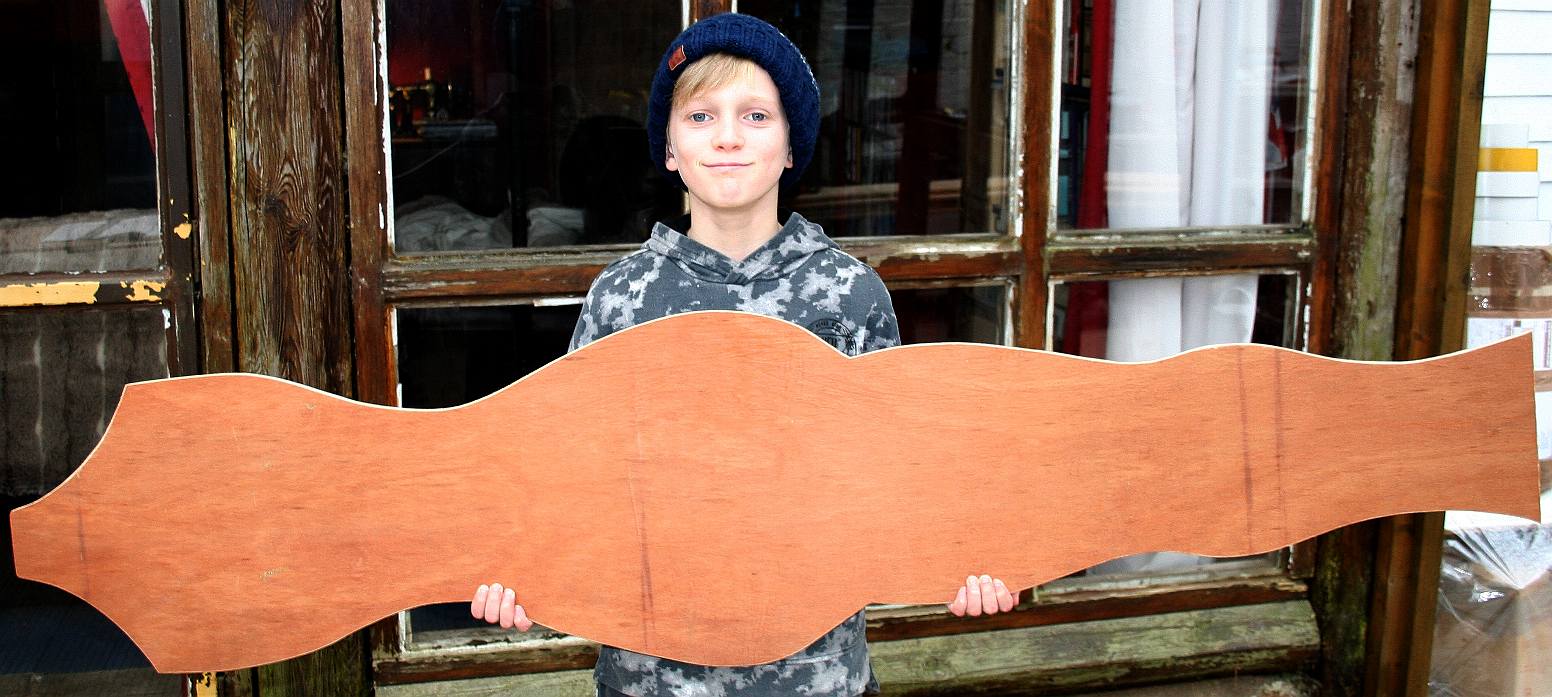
1049,274,1295,579
387,1,683,253
395,302,582,647
1,307,169,497
1056,0,1312,231
742,0,1015,237
1,307,171,684
895,284,1006,344
0,0,160,272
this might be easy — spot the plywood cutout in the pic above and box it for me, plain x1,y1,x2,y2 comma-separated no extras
9,311,1543,673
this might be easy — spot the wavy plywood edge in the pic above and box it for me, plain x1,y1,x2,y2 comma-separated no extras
9,310,1542,673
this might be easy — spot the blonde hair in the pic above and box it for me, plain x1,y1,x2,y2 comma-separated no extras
671,53,774,115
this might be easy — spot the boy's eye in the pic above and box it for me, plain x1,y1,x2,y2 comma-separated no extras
689,112,710,123
748,112,768,122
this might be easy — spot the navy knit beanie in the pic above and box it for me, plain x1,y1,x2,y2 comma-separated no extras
647,13,820,192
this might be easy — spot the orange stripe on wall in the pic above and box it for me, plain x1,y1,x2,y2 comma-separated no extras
1480,147,1539,172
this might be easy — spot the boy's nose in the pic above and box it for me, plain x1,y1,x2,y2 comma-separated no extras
712,122,743,149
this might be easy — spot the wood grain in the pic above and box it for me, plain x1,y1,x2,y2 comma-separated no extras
223,0,352,394
9,311,1540,673
1014,0,1054,349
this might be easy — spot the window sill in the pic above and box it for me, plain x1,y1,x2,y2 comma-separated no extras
372,571,1306,686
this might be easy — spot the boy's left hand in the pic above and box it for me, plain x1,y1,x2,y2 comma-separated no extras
947,574,1016,616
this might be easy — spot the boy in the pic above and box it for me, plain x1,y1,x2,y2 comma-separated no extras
472,13,1015,696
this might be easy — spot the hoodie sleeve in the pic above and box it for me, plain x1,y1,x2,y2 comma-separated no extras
860,275,901,354
568,277,610,353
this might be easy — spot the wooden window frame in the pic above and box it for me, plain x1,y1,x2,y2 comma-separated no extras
326,0,1342,689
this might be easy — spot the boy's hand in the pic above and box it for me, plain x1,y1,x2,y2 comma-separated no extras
947,574,1016,617
471,582,535,631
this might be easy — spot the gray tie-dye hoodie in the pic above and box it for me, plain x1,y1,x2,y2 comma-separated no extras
574,212,896,696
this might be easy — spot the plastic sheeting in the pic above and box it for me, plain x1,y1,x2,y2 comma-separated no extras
1430,520,1552,697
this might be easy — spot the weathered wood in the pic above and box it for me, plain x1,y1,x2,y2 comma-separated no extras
0,271,172,308
378,668,597,697
375,574,1308,684
1396,0,1487,362
382,238,1022,303
1329,0,1418,362
0,667,183,696
1047,230,1313,278
1015,0,1053,349
185,0,236,374
375,636,600,685
867,573,1307,644
1305,0,1351,360
223,0,353,394
869,602,1319,695
1367,509,1445,697
375,603,1319,697
340,0,392,408
149,0,200,379
10,311,1539,672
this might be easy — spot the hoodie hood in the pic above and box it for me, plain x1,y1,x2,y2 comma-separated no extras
644,212,838,285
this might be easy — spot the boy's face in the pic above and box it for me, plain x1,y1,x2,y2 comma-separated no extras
665,65,793,214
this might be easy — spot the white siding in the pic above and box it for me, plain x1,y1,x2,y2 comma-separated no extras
1482,3,1552,221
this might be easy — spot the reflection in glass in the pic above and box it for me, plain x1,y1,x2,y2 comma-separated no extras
744,0,1013,237
1057,0,1310,230
894,284,1006,345
1051,274,1294,577
1,307,169,496
0,211,160,274
386,1,683,252
0,0,159,273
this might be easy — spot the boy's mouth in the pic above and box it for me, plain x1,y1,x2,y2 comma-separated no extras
704,162,752,169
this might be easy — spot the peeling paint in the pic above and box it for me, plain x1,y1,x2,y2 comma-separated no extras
121,279,166,302
190,672,217,696
174,221,193,239
0,280,99,306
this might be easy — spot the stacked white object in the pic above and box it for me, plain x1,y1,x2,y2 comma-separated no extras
1473,124,1549,243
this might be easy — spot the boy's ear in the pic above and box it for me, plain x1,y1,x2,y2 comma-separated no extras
785,145,793,169
665,141,678,172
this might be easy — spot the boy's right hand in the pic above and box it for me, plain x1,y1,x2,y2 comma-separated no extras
471,582,534,631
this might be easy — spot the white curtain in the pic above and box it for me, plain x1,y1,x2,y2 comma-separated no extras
1105,0,1272,362
1093,0,1274,575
